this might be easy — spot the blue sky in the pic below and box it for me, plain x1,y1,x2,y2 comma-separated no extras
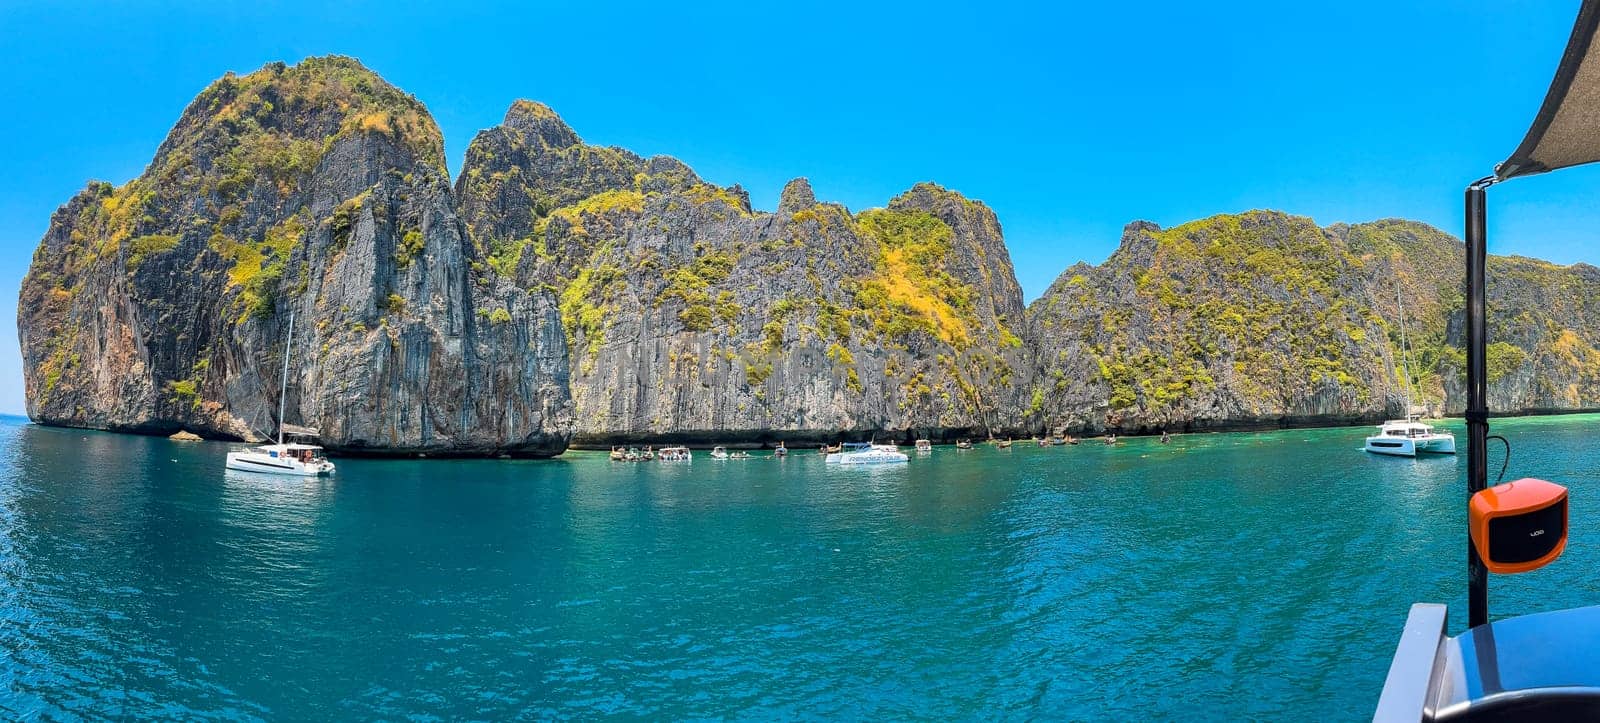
2,1,1598,415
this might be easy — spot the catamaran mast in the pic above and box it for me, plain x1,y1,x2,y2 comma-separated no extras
278,309,294,446
1396,285,1413,416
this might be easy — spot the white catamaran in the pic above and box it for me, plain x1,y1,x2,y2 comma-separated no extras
1365,286,1455,457
225,310,336,476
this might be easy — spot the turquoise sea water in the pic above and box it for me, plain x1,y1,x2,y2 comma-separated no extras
3,414,1600,719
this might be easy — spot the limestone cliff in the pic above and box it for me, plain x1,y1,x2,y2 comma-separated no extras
17,57,572,455
23,59,1600,451
457,103,1031,444
1026,212,1600,433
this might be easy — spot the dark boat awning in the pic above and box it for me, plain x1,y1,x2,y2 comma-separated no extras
1498,0,1600,180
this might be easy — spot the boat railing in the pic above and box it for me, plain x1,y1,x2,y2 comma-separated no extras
1373,603,1447,720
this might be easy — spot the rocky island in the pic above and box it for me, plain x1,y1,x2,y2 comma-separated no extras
19,56,1600,455
454,103,1031,447
17,57,569,456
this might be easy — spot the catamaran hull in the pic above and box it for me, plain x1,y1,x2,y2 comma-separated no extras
225,452,335,476
1365,438,1416,456
1419,436,1456,454
1364,436,1456,457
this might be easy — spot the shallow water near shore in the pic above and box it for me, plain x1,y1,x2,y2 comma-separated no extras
4,414,1600,718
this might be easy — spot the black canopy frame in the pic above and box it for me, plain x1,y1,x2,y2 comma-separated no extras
1497,0,1600,181
1465,0,1600,628
1463,179,1491,629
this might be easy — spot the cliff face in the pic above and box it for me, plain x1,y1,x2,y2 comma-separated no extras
1455,256,1600,413
17,57,572,455
1026,212,1600,433
1025,213,1399,432
22,58,1600,451
456,103,1031,443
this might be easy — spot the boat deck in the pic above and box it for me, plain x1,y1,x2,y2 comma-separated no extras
1377,604,1600,720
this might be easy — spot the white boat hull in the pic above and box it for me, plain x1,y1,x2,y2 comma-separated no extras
225,451,335,476
1365,434,1456,457
1418,436,1456,454
836,451,909,465
1365,437,1416,456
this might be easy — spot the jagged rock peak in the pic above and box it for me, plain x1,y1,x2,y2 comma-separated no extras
889,181,976,207
158,55,446,173
502,99,580,149
886,182,1004,232
644,155,700,182
725,183,753,214
778,177,816,214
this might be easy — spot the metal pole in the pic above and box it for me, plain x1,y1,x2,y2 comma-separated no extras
1465,180,1491,628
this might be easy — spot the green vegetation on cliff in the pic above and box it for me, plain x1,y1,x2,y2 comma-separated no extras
455,106,1033,440
1029,211,1600,432
25,56,447,323
853,207,972,346
661,246,737,332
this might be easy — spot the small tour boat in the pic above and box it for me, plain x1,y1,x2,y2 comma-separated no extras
710,446,730,460
774,442,788,458
224,309,335,477
1364,416,1456,457
729,450,752,460
1104,434,1117,446
993,438,1013,449
825,442,872,463
821,443,841,455
955,439,973,450
610,447,626,461
914,439,932,453
1160,431,1171,444
836,443,909,465
657,446,691,461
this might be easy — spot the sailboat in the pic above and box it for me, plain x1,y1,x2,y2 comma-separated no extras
1377,10,1600,711
1364,286,1455,457
224,310,336,476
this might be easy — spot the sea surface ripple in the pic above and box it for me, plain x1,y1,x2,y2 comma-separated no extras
4,415,1600,719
